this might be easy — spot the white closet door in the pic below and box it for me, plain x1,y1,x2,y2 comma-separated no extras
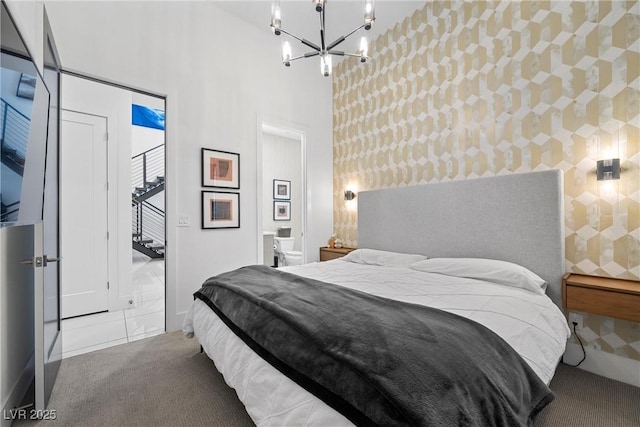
60,110,109,318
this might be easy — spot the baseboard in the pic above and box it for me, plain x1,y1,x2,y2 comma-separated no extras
564,342,640,388
1,352,35,427
166,310,187,332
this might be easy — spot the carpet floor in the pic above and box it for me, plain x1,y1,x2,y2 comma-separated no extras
15,331,640,427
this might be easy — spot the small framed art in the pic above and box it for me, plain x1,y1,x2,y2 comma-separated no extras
273,200,291,221
202,191,240,229
273,179,291,200
202,148,240,189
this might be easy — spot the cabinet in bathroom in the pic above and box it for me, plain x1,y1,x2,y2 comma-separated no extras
263,233,275,267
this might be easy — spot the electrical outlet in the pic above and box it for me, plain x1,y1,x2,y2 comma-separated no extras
569,312,583,330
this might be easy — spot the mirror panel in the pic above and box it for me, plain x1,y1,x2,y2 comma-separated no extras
1,1,50,224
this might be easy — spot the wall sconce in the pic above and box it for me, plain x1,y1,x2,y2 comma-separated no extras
344,190,357,201
596,159,620,181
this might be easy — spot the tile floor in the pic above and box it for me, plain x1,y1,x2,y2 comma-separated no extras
61,255,165,358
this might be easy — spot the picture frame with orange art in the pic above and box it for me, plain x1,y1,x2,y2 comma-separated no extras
201,191,240,229
201,148,240,189
273,200,291,221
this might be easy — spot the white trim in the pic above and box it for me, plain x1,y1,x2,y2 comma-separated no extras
165,95,177,332
255,116,263,265
564,342,640,388
174,310,188,331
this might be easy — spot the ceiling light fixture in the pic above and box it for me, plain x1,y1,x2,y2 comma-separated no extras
271,0,375,76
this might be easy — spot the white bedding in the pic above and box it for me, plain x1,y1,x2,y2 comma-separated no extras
183,259,570,426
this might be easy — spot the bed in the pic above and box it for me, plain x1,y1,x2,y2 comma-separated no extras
183,170,571,426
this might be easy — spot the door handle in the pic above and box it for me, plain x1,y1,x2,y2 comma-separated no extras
43,256,60,266
20,257,44,267
20,256,60,267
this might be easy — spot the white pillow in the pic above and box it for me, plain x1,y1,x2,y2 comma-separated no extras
341,248,427,268
409,258,547,294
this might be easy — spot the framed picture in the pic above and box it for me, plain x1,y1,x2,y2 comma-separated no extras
273,200,291,221
202,148,240,189
16,73,36,100
202,191,240,229
273,179,291,200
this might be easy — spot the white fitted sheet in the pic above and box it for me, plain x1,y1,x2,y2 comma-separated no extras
183,260,570,426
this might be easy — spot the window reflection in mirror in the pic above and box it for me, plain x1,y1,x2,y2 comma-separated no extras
1,1,50,224
0,65,36,221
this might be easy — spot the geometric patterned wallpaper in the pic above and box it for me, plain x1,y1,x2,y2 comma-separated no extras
333,1,639,361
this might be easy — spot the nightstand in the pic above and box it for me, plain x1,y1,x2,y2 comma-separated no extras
319,247,355,262
562,273,640,322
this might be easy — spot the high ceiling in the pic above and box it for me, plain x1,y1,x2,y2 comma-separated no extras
216,1,426,59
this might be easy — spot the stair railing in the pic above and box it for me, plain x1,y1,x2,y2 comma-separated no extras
132,200,142,239
0,200,20,222
131,200,165,255
0,97,30,160
131,144,164,193
131,143,165,257
140,201,164,249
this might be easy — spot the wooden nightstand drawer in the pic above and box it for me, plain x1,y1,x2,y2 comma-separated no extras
562,274,640,322
319,247,355,262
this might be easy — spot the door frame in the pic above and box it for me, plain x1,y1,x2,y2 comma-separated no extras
255,115,308,265
59,71,167,320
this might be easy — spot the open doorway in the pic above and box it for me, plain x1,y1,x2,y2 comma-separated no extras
259,121,307,268
128,92,165,340
59,73,166,357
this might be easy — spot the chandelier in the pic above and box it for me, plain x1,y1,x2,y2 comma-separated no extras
270,0,375,76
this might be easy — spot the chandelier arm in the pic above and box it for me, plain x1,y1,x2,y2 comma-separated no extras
332,52,363,58
279,28,322,51
319,7,326,52
326,24,366,51
326,36,345,52
301,39,322,52
289,52,320,62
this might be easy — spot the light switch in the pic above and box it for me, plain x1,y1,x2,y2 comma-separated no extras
178,215,190,227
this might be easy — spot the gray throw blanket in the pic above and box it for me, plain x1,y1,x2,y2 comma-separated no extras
194,265,554,426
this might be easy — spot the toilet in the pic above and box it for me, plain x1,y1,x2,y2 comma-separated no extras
273,237,303,266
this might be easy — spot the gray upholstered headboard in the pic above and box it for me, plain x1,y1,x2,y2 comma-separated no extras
358,170,565,307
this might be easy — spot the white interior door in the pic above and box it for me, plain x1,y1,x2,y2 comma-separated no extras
60,110,109,318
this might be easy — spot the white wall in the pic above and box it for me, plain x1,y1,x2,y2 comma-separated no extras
132,125,163,158
33,1,333,330
4,2,44,72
